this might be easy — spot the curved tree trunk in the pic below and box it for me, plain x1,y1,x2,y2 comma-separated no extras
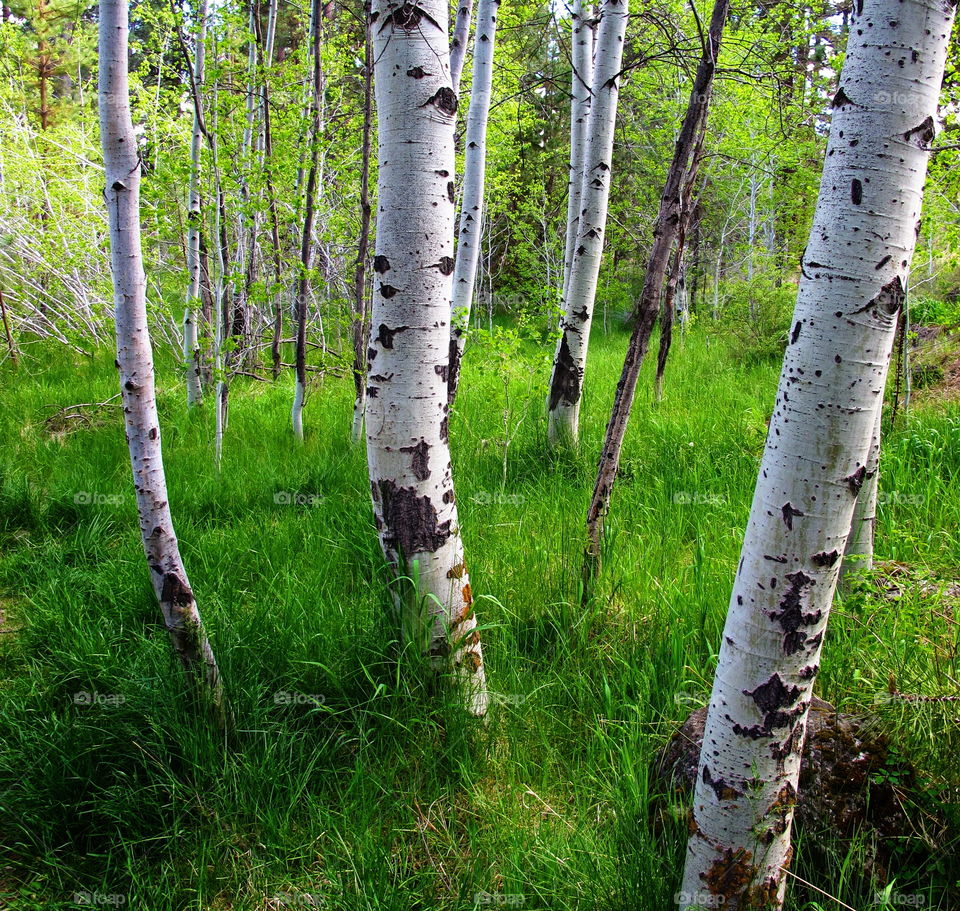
368,0,488,715
679,0,956,904
447,0,499,405
99,0,227,721
182,0,209,408
546,0,628,447
583,0,728,582
561,0,594,303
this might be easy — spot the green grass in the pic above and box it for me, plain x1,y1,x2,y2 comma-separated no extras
0,326,958,910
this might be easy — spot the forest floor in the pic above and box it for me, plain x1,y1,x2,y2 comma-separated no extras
0,326,958,910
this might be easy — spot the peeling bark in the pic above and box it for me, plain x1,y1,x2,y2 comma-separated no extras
679,0,956,904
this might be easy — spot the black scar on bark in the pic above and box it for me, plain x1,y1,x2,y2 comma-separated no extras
442,489,454,504
873,274,906,316
831,85,857,108
379,284,399,299
702,764,743,801
844,465,866,495
406,66,426,78
440,414,449,442
447,337,461,406
745,674,801,716
447,181,455,203
811,549,840,567
376,480,451,555
851,179,863,205
435,363,449,383
160,572,194,607
770,571,821,655
875,254,892,271
400,439,431,481
367,346,377,362
781,502,805,530
424,87,458,116
903,115,935,148
435,256,455,275
573,305,589,322
376,323,409,349
373,255,390,274
791,321,801,344
799,664,819,679
549,334,581,410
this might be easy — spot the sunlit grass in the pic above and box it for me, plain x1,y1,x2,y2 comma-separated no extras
0,325,957,909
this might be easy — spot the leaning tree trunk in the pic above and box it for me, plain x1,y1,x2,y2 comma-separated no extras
447,0,499,405
182,0,210,407
292,0,322,441
561,0,594,302
351,17,374,444
583,0,728,583
368,0,488,715
99,0,227,721
448,0,474,95
546,0,628,447
654,151,704,402
679,0,956,904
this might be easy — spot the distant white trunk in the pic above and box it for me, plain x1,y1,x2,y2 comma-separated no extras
447,0,499,403
680,0,955,903
368,0,488,715
561,0,594,302
183,0,209,407
100,0,226,719
546,0,627,446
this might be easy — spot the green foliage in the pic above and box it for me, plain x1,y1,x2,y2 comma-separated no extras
909,295,960,327
710,275,797,366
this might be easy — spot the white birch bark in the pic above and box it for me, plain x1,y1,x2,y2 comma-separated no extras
679,0,956,903
447,0,499,404
840,398,881,581
546,0,627,446
368,0,488,715
449,0,474,96
99,0,226,719
561,0,594,302
182,0,209,407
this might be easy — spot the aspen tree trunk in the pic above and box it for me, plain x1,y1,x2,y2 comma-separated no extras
584,0,728,581
449,0,474,95
546,0,628,446
99,0,226,719
679,0,956,904
292,0,322,440
840,398,881,582
447,0,499,405
368,0,488,715
183,0,210,407
351,18,374,444
561,0,594,302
